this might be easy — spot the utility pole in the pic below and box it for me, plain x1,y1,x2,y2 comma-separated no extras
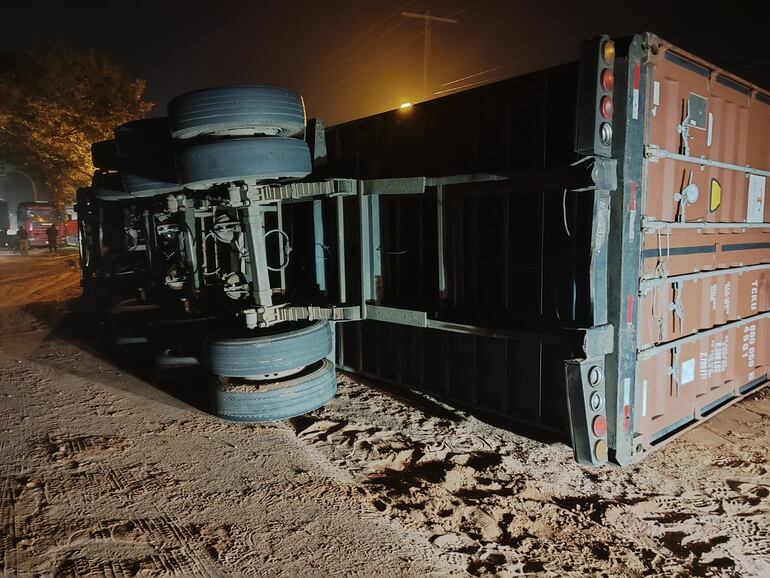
402,10,458,100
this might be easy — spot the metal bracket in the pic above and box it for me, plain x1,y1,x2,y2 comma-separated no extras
247,179,358,203
580,325,615,358
589,157,618,191
365,304,428,327
363,177,427,196
645,144,662,163
242,304,362,329
277,305,361,323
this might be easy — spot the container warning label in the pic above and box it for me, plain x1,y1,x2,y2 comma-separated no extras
747,175,766,222
681,358,695,385
709,179,722,212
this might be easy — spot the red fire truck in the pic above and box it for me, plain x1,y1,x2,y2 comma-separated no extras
16,202,77,247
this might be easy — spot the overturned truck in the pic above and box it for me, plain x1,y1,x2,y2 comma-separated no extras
77,33,770,466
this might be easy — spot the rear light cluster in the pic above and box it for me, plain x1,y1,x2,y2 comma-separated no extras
575,35,616,158
566,359,610,466
598,40,615,145
587,365,608,462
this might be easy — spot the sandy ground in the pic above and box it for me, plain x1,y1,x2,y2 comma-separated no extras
0,250,768,577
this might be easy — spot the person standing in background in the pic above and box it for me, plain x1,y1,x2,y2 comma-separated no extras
46,224,58,253
17,225,29,255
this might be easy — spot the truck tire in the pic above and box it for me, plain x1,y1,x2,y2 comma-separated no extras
91,140,123,170
122,157,181,197
176,137,312,190
114,117,174,158
207,320,332,378
209,359,336,422
122,172,180,197
93,171,134,201
169,86,306,140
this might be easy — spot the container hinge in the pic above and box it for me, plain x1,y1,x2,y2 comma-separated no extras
668,346,681,398
677,111,693,157
669,281,684,333
674,170,699,223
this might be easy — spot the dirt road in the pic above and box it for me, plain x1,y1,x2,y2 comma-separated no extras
0,252,768,577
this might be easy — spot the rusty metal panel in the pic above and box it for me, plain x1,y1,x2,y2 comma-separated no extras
635,316,769,448
645,43,770,224
638,266,770,348
640,228,770,276
630,35,770,457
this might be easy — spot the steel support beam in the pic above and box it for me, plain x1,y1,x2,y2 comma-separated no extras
242,201,273,306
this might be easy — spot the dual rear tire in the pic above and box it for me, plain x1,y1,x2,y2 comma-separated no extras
207,321,335,422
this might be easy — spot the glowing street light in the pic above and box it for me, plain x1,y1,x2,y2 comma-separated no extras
400,102,413,110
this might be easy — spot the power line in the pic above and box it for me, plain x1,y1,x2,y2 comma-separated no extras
316,2,427,81
308,0,491,102
317,0,423,68
434,77,489,95
357,30,424,73
433,71,513,96
358,0,485,75
441,61,516,87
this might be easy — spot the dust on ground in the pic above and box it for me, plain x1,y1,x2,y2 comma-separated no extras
0,251,768,577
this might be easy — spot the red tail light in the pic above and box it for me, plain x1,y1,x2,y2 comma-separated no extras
592,415,607,437
601,69,615,92
600,96,614,119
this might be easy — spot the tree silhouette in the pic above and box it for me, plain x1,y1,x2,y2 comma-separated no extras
0,45,152,205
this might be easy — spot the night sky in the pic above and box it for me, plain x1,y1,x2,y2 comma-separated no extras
2,0,768,126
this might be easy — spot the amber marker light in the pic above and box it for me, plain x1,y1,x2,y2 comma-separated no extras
602,40,615,65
